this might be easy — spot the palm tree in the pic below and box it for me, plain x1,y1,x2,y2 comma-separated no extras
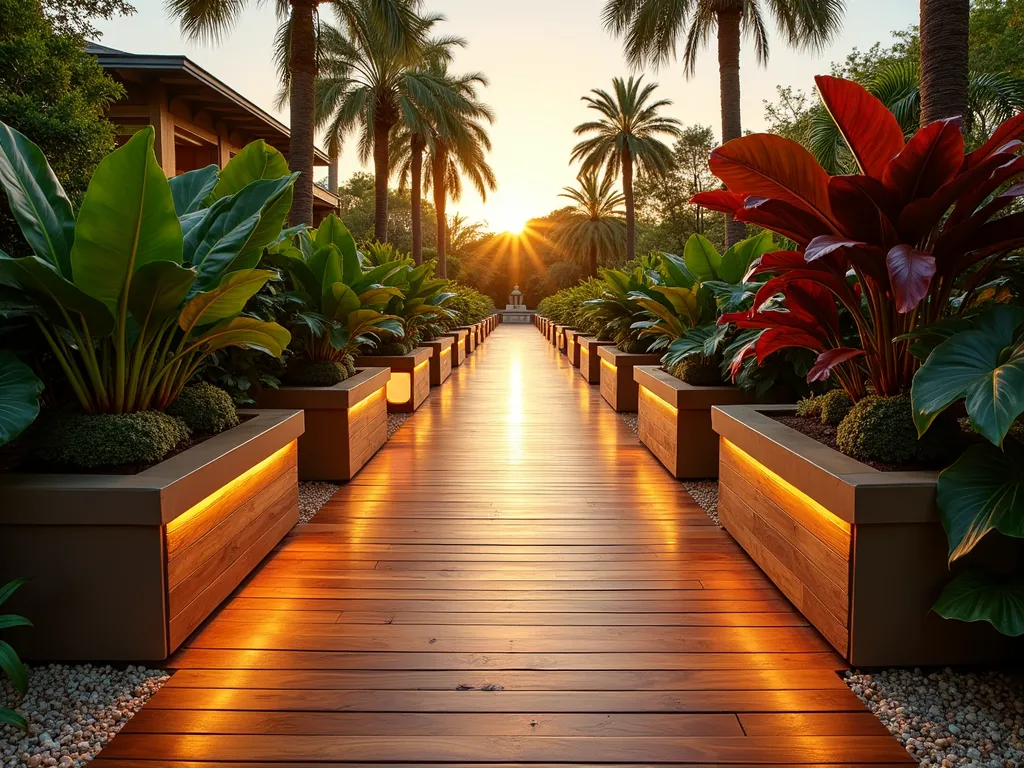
571,76,682,261
168,0,422,227
390,67,492,264
553,171,627,278
808,60,1024,172
309,3,464,241
920,0,970,124
601,0,846,245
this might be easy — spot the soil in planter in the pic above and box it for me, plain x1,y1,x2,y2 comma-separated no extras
770,413,975,473
0,415,255,477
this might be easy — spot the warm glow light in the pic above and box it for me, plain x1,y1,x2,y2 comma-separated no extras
386,372,412,405
349,387,385,417
722,439,852,534
487,205,531,234
166,442,297,539
640,385,677,417
601,359,617,375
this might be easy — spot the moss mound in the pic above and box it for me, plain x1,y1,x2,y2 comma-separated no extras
796,395,824,419
31,411,190,468
819,389,853,427
286,360,350,387
374,341,413,356
167,382,239,434
836,395,919,464
671,358,723,386
616,336,650,354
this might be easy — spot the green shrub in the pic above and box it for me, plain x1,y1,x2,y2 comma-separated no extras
30,411,190,468
167,382,239,434
374,341,413,356
836,395,918,465
286,360,349,387
819,389,853,427
795,395,823,419
671,358,723,386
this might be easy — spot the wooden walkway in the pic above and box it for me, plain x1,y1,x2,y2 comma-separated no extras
96,325,911,766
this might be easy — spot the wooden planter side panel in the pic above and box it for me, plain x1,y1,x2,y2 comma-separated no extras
412,363,432,411
597,350,662,412
717,439,852,656
166,441,299,651
425,340,453,386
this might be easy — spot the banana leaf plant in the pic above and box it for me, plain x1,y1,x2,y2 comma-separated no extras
693,75,1024,401
267,214,405,361
583,254,664,350
0,578,31,729
0,124,292,415
909,305,1024,636
375,259,456,346
0,352,43,446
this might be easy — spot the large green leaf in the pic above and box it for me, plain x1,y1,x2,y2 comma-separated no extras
328,283,361,322
71,128,182,312
938,441,1024,562
192,316,290,357
683,234,722,281
912,305,1024,444
315,214,361,283
212,140,291,199
719,231,774,284
169,165,219,216
0,254,114,335
187,175,296,293
704,279,764,314
127,261,196,328
0,638,27,694
933,569,1024,636
0,352,43,446
0,122,75,277
178,269,275,330
0,578,27,608
0,708,26,730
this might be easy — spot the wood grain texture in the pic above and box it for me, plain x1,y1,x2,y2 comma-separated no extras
101,327,908,766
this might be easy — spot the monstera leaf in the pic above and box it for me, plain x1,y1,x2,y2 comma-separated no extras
937,441,1024,562
934,569,1024,637
0,352,43,446
912,305,1024,445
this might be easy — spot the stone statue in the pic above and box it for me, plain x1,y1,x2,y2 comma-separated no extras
508,285,523,307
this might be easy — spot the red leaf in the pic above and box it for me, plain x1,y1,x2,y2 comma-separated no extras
963,112,1024,171
805,235,888,283
709,134,835,224
948,155,1024,229
748,250,807,277
808,348,866,382
755,328,826,362
828,175,900,245
736,197,831,246
814,76,904,179
689,189,745,213
756,272,846,332
729,338,758,380
882,118,965,204
886,245,937,312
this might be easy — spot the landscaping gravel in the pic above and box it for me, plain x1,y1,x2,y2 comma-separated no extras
1,664,167,768
298,481,340,523
845,668,1024,768
387,412,411,437
619,412,720,525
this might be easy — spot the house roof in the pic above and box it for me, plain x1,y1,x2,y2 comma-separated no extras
88,43,332,166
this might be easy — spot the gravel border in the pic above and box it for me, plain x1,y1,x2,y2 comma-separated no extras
387,412,411,438
619,412,720,525
845,668,1024,767
298,481,340,523
1,664,167,768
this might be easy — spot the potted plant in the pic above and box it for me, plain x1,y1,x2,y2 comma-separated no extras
0,125,302,661
253,215,403,481
696,75,1024,665
355,251,452,412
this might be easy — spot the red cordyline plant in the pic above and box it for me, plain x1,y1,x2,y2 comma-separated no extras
693,75,1024,399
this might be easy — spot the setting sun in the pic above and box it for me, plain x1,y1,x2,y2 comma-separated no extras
486,206,531,235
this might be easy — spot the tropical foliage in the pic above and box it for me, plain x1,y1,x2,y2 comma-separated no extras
551,172,626,278
0,579,30,729
0,124,292,424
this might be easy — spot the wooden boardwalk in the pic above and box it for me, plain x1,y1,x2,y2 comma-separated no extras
95,325,911,766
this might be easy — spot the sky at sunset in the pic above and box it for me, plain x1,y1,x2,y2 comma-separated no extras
97,0,919,232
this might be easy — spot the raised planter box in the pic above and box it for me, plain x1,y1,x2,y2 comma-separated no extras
0,410,303,661
356,347,433,413
712,404,1024,666
578,337,615,383
565,329,583,367
554,325,572,354
424,337,454,386
634,366,752,479
257,368,389,482
458,326,477,354
441,329,468,367
597,346,662,411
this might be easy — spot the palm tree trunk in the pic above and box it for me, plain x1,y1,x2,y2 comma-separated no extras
410,133,425,264
717,6,746,246
588,240,598,278
621,147,635,262
433,147,448,278
920,0,970,125
287,0,318,227
372,117,393,241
